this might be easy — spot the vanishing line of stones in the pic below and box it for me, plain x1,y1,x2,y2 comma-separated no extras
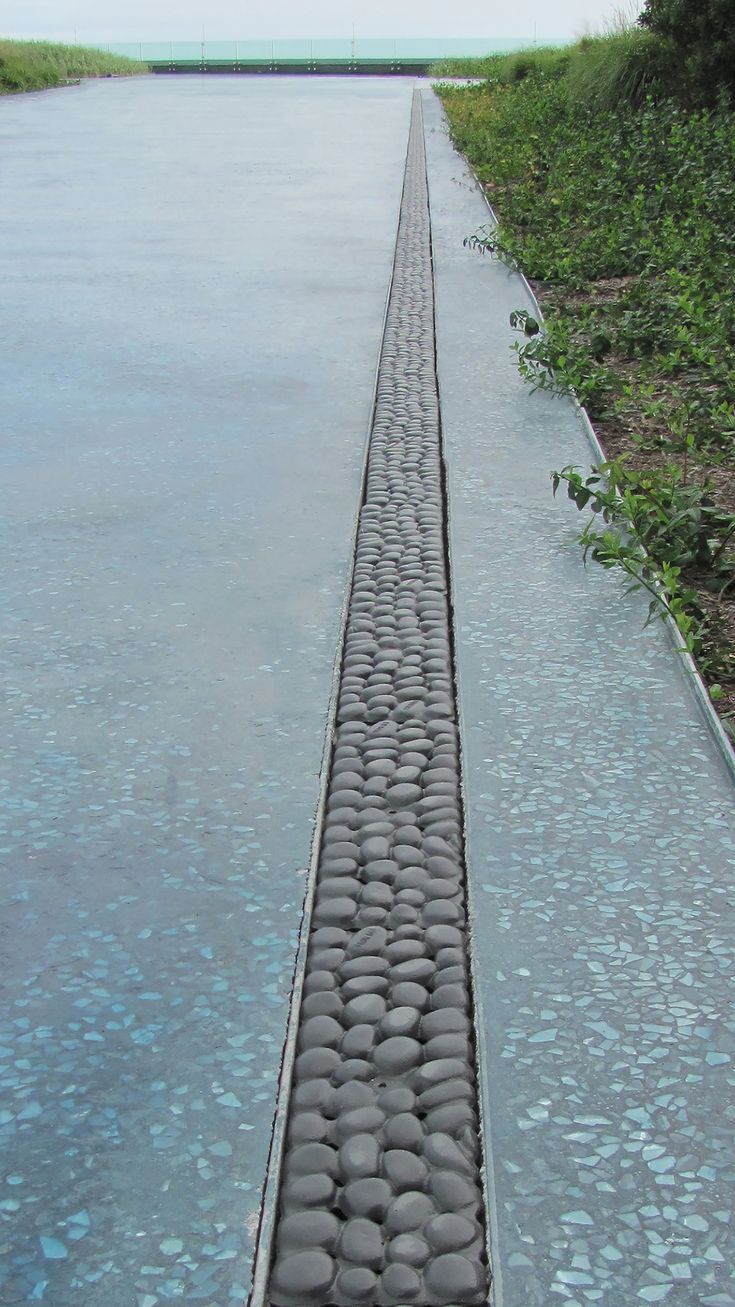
252,91,492,1307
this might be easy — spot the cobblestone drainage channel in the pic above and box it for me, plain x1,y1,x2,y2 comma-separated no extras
250,92,491,1307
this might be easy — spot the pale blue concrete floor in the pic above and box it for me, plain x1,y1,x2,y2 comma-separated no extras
0,75,416,1306
424,91,735,1307
1,74,733,1307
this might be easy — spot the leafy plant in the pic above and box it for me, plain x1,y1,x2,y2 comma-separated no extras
552,458,735,667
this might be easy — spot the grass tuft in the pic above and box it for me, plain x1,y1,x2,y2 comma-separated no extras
566,28,675,109
0,39,146,94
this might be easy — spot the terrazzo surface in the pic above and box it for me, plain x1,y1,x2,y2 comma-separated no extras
424,91,735,1307
0,75,416,1306
2,72,734,1307
263,93,488,1307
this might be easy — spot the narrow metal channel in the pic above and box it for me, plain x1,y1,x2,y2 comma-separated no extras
249,90,490,1307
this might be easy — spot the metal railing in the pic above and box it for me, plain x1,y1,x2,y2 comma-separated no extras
107,37,539,67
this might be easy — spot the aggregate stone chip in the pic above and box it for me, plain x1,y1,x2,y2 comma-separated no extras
265,93,490,1307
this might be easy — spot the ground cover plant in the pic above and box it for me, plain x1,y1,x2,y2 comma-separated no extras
0,40,146,94
434,19,735,733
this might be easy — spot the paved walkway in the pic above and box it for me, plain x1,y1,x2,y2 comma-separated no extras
1,76,733,1307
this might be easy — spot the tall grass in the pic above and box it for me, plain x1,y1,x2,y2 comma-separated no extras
566,29,675,109
432,28,678,110
0,39,146,94
431,46,571,82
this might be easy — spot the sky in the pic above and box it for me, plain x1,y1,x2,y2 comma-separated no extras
4,0,645,46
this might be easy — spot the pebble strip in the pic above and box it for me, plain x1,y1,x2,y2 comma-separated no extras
266,93,489,1307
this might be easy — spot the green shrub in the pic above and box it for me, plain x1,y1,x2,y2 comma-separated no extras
639,0,735,102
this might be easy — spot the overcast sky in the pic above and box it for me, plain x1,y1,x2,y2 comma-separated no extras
5,0,645,45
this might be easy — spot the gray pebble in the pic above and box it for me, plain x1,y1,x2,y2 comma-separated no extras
355,907,388,928
378,1086,417,1114
426,855,458,878
318,876,362,901
314,897,360,926
390,958,435,985
340,1177,393,1220
340,956,390,979
308,948,347,973
332,771,365,791
295,1048,341,1080
339,1133,381,1179
426,1102,477,1135
421,1008,469,1039
361,859,399,884
339,1216,384,1269
287,1142,338,1178
303,970,337,995
428,1170,481,1210
378,1006,421,1039
393,867,430,891
333,1081,376,1114
422,836,456,859
420,1078,474,1111
311,927,349,948
341,1024,377,1059
301,991,343,1021
380,1263,423,1300
334,1267,377,1300
434,965,467,988
291,1079,334,1114
396,888,425,908
343,994,387,1027
385,938,425,963
435,946,464,970
285,1173,336,1208
386,782,422,808
335,1106,385,1140
430,983,469,1011
356,820,394,839
271,1250,335,1302
386,1233,430,1267
299,1015,343,1051
424,1253,486,1303
415,1058,468,1091
331,1058,373,1085
422,900,462,926
422,1132,474,1173
424,1035,472,1064
360,835,391,862
373,1036,422,1074
385,1190,435,1233
359,882,393,908
392,981,430,1010
288,1113,329,1145
379,1108,421,1150
341,976,389,1000
383,1149,429,1193
393,844,426,867
387,904,420,928
277,1210,340,1253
